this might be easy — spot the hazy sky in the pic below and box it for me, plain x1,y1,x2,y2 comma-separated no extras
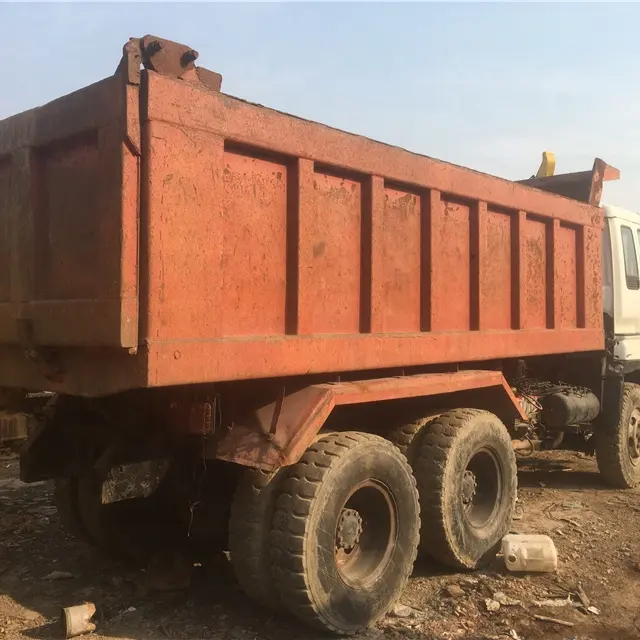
1,2,638,209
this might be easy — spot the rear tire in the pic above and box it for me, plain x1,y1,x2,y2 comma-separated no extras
596,382,640,488
387,415,438,465
54,459,225,562
229,467,286,610
414,409,517,570
55,476,160,558
54,477,89,541
76,474,167,560
270,432,420,634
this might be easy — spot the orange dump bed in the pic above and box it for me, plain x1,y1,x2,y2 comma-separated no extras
0,39,604,396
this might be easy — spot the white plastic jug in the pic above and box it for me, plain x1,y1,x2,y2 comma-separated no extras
502,534,558,572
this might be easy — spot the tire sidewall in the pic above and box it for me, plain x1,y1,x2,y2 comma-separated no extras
617,385,640,484
441,415,516,567
305,443,419,632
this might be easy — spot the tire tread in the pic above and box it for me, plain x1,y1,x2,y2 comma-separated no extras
271,432,420,634
229,467,284,609
596,382,640,488
415,408,516,569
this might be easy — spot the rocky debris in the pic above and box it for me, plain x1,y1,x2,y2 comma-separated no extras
43,570,74,581
492,592,521,606
0,448,637,640
389,603,413,619
533,596,574,608
576,583,590,608
533,614,575,627
443,584,465,598
484,598,501,612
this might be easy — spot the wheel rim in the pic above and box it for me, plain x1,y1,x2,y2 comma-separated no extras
462,448,502,528
334,480,397,587
627,408,640,467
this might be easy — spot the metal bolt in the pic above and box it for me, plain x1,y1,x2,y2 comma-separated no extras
182,49,199,66
146,40,163,56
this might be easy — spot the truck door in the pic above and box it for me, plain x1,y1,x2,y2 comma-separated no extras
610,215,640,360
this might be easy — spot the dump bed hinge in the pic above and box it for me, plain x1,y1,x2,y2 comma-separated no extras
115,35,222,92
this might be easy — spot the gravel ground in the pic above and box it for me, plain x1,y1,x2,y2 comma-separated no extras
1,448,639,640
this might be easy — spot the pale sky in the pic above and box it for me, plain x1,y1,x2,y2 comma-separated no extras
1,2,638,209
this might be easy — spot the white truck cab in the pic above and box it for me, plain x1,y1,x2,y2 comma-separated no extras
603,204,640,365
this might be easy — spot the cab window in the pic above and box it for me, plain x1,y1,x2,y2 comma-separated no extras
621,226,639,289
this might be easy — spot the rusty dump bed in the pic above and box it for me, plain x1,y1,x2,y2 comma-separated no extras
0,37,607,397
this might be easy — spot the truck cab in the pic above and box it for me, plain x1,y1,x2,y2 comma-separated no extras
603,204,640,369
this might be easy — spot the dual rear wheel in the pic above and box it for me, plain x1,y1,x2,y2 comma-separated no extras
229,410,517,634
54,476,168,560
230,432,420,633
54,459,238,562
389,408,517,570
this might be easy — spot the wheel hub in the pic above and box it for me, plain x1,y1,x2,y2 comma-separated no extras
336,508,363,551
461,470,477,505
629,411,640,463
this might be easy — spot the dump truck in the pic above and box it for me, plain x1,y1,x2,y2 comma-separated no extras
0,35,638,634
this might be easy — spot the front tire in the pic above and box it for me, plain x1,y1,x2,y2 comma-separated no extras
596,382,640,488
270,432,420,634
414,409,517,570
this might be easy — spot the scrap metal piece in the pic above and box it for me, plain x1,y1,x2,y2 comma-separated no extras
101,458,171,504
62,602,97,638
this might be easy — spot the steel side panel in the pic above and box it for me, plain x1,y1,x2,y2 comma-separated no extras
148,329,602,387
301,171,362,334
142,71,603,388
0,77,140,349
371,185,421,333
522,218,548,329
431,198,471,332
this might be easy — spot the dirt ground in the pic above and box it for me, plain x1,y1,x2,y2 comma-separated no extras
1,447,639,640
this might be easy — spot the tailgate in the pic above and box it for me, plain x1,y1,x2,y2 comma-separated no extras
0,75,140,349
